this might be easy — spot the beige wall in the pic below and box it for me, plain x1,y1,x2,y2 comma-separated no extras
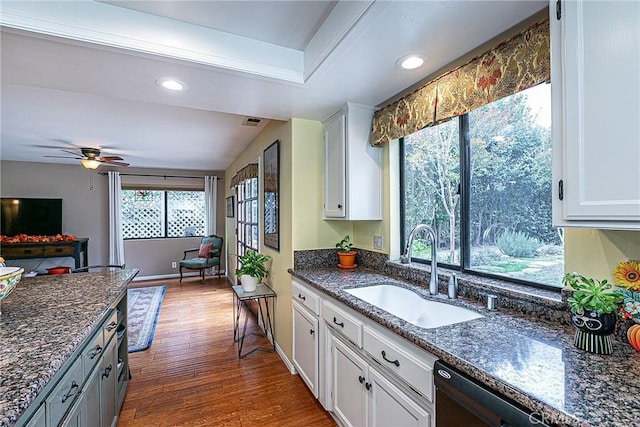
0,161,225,277
565,228,640,284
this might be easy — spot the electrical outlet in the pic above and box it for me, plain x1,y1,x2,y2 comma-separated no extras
373,235,383,250
171,261,177,269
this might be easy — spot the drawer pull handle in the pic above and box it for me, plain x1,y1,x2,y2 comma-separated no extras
61,381,79,403
365,382,372,391
102,364,113,379
333,317,344,328
105,321,117,331
298,293,306,301
381,350,400,367
88,345,103,359
309,329,315,336
358,375,365,384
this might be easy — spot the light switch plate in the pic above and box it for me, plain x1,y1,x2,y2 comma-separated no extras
373,235,383,250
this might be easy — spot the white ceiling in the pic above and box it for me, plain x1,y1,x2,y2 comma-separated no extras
0,0,546,171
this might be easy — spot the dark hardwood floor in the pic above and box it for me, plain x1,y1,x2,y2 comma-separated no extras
118,277,335,426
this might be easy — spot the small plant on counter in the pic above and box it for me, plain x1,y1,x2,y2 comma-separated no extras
336,235,356,269
564,272,622,355
336,235,354,253
564,272,621,315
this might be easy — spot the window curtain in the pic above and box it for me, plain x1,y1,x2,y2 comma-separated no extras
204,176,218,236
229,163,258,188
369,19,550,146
108,171,125,265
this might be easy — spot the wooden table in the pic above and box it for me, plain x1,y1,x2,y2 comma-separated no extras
0,238,89,268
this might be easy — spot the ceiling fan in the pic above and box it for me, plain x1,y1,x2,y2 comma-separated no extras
45,147,129,169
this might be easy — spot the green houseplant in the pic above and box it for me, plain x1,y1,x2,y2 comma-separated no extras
564,272,622,354
236,250,270,292
335,235,356,268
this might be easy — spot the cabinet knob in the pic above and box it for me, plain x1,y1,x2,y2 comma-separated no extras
105,322,117,331
102,364,113,379
88,344,103,359
298,293,306,301
333,317,345,328
337,204,343,209
309,329,315,336
365,382,372,391
61,381,79,403
358,375,365,384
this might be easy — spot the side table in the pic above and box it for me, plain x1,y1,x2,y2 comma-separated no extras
232,284,277,359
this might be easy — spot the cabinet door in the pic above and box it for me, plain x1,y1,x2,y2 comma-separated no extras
368,367,431,427
100,337,118,427
330,335,368,427
24,404,45,427
84,361,102,427
292,301,319,397
553,0,640,225
324,111,347,218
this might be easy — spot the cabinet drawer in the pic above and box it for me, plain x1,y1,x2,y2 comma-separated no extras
81,329,105,378
44,245,74,256
1,246,44,258
103,310,119,344
292,280,320,315
323,300,363,347
363,327,434,402
46,357,83,427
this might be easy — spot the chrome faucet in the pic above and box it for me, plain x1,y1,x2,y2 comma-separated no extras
403,224,439,295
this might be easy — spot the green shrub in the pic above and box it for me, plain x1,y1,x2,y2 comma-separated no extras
496,230,540,258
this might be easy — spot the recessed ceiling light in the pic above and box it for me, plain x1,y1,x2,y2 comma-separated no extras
395,54,428,70
156,78,188,91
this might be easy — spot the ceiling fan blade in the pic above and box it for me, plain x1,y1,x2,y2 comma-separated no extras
99,156,124,161
102,160,129,167
44,155,79,159
61,149,82,157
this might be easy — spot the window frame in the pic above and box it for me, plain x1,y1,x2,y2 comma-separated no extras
121,189,206,240
235,177,259,261
399,89,560,292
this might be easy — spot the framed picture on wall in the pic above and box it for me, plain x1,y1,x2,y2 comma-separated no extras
263,140,279,251
226,196,234,218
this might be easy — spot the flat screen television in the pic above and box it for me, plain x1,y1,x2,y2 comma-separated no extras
1,198,63,236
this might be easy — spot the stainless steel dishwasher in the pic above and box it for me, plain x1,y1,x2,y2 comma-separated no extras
434,360,550,427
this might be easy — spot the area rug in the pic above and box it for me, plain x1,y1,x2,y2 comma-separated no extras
127,285,165,353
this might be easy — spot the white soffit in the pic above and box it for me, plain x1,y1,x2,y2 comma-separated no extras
0,0,372,84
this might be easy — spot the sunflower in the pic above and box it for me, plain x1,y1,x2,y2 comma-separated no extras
613,260,640,290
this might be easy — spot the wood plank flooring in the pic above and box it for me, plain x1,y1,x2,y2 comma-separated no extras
118,277,335,427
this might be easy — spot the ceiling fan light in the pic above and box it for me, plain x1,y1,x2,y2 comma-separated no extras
80,159,101,169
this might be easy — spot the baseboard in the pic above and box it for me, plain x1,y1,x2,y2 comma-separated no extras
275,340,297,374
134,270,227,282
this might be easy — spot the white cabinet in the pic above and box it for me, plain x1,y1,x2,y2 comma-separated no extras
330,333,431,427
323,103,382,220
551,0,640,229
292,278,435,427
292,300,320,398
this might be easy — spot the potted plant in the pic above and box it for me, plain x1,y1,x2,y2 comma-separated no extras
336,235,356,269
236,250,270,292
564,272,622,354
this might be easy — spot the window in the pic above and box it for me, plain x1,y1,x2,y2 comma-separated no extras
401,83,564,288
236,177,259,258
122,190,205,239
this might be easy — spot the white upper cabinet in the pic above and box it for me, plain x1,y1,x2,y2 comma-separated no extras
323,103,382,220
551,0,640,229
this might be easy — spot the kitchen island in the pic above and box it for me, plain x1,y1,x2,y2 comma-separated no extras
290,267,640,427
0,268,138,427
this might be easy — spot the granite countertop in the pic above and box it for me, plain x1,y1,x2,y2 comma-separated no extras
290,267,640,427
0,269,138,427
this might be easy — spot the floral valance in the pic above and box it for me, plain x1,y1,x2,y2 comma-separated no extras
230,163,258,188
369,19,550,146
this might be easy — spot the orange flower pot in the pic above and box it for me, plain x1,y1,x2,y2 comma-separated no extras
337,251,357,268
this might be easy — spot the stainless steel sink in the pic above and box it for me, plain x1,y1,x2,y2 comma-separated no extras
345,284,483,329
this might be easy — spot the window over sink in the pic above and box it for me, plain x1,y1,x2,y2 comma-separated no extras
401,83,564,289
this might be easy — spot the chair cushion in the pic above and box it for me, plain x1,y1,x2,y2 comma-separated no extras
180,257,220,269
198,243,213,257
